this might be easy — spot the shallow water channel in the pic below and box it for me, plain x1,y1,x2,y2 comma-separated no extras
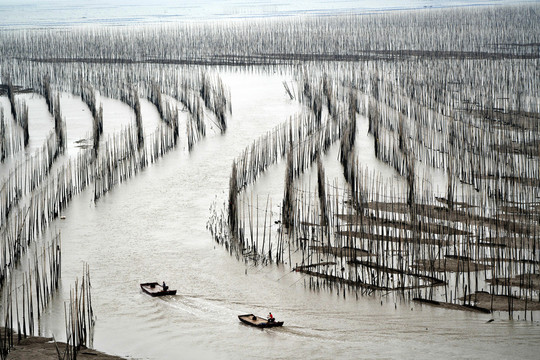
2,71,540,360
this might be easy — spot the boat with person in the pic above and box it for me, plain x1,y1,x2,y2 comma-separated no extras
140,282,177,296
238,314,284,328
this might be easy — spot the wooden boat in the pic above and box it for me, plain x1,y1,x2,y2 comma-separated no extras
238,314,284,328
140,282,177,297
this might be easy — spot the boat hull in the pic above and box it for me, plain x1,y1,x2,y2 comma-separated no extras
140,282,177,297
238,314,284,328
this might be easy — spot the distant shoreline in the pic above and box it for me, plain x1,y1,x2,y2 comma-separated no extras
0,0,536,29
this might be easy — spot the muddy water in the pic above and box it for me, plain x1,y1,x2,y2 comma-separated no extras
1,71,531,360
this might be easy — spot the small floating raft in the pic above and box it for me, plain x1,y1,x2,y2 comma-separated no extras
238,314,284,328
140,282,177,297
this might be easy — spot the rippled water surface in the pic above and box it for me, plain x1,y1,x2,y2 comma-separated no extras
1,2,540,359
5,72,534,360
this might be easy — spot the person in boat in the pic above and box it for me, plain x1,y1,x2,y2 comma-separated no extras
162,281,168,291
267,312,275,323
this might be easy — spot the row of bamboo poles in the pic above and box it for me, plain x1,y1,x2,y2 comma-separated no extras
0,232,61,358
62,263,94,360
366,67,539,203
211,62,539,319
0,64,232,357
2,5,538,65
1,59,231,151
0,107,24,162
1,64,233,205
0,2,538,328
